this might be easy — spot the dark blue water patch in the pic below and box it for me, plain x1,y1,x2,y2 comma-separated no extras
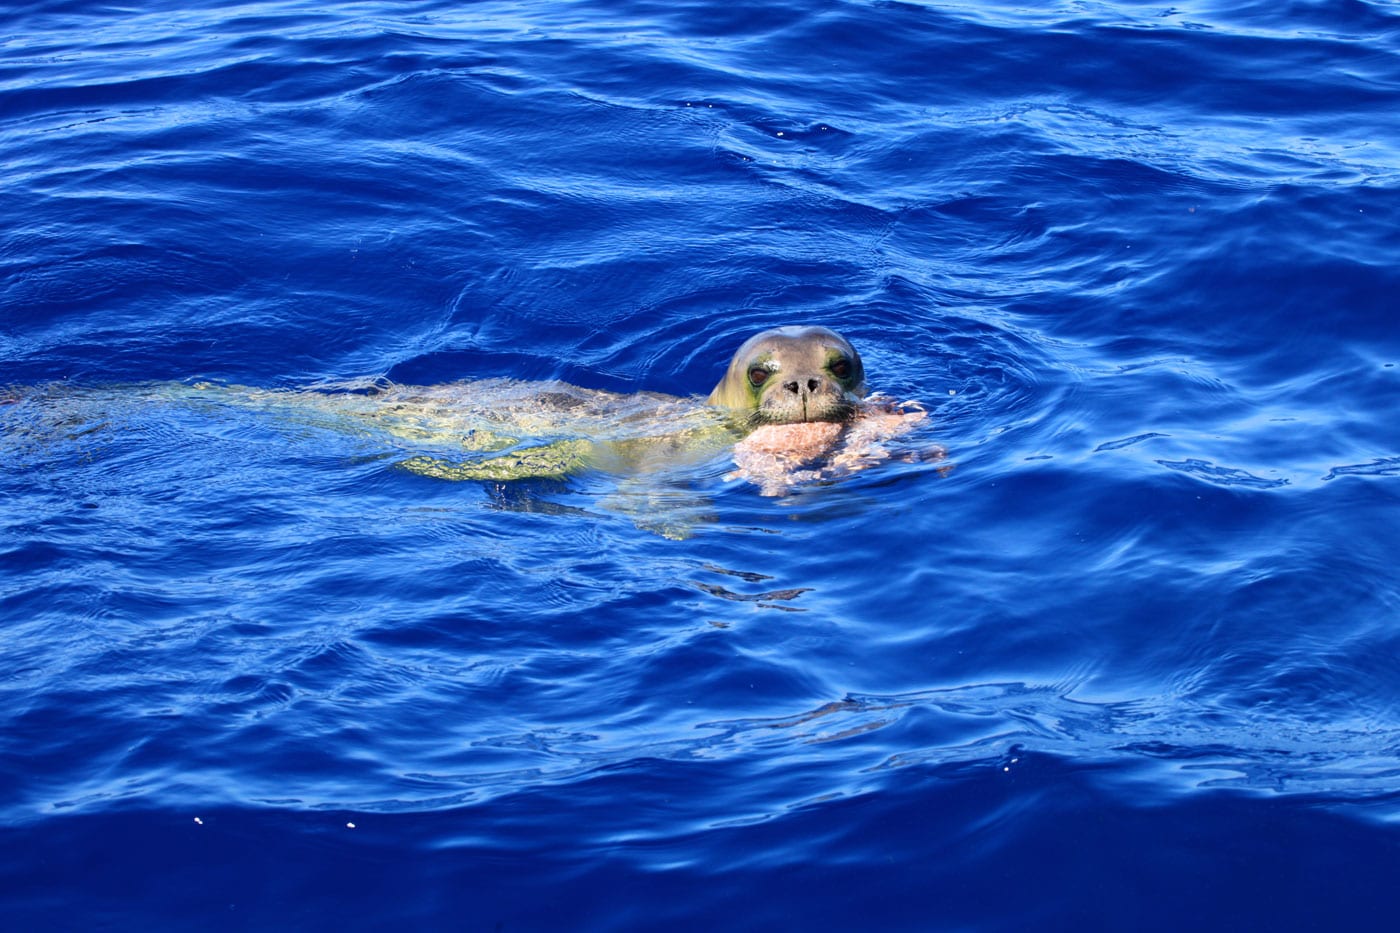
3,761,1398,932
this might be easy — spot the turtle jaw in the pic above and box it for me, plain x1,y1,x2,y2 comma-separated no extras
746,376,862,426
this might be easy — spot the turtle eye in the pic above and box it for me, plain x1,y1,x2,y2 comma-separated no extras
829,357,852,380
748,366,771,387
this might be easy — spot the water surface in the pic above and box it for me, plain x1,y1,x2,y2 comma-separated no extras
4,0,1400,928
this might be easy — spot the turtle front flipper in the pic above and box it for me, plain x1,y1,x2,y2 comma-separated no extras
399,438,594,482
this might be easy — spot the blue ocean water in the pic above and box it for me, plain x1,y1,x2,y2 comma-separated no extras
4,0,1400,928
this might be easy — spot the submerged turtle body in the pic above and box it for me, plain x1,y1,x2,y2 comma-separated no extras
190,377,743,483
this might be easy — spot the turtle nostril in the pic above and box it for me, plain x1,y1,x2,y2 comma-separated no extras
784,380,800,394
807,378,819,392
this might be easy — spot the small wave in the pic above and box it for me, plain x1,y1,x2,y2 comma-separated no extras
1322,457,1400,482
1156,457,1290,489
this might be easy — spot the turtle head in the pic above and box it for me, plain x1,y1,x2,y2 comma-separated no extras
708,326,866,425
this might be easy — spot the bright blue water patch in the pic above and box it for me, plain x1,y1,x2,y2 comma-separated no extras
4,0,1400,928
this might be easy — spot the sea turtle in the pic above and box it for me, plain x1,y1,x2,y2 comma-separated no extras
2,326,936,536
